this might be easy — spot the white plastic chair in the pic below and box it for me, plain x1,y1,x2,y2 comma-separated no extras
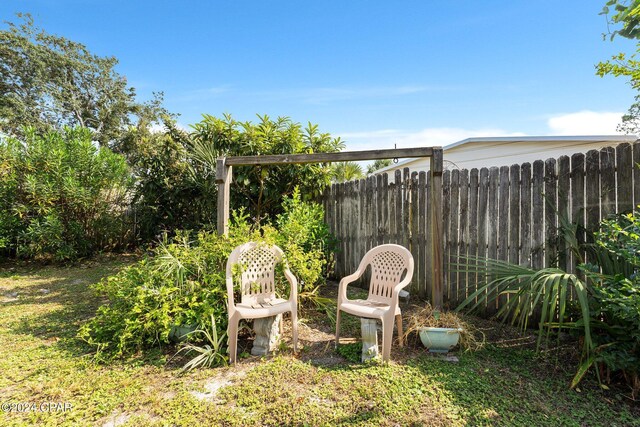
335,244,414,361
226,242,298,364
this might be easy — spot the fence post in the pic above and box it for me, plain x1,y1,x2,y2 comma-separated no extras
430,148,444,309
216,157,232,236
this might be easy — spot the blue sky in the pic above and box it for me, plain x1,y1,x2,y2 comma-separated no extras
1,1,637,150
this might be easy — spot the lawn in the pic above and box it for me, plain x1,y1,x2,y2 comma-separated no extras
0,257,638,426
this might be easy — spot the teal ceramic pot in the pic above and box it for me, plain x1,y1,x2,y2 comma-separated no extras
419,327,462,353
168,324,197,343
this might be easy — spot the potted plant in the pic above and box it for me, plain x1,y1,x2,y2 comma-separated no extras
404,304,483,353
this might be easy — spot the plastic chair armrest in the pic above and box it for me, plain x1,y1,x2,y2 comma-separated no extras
284,268,298,301
226,276,236,309
338,269,365,303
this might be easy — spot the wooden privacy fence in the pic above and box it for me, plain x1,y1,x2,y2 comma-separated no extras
324,140,640,312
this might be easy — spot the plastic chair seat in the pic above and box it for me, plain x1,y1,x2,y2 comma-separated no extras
339,299,401,318
235,298,292,318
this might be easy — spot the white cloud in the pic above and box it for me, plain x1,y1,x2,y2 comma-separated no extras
338,127,525,151
547,111,624,135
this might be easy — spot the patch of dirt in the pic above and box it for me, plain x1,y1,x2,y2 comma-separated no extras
100,410,159,427
229,281,543,367
190,367,249,403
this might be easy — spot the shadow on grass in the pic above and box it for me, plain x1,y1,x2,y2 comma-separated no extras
1,257,134,358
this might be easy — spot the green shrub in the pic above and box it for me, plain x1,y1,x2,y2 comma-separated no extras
189,114,343,221
79,200,335,362
78,225,250,360
274,188,336,289
121,125,217,242
0,127,133,260
587,212,640,389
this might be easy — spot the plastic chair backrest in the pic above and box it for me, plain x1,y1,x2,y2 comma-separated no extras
227,242,283,305
366,245,411,304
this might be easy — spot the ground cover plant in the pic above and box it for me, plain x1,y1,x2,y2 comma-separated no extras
1,259,639,426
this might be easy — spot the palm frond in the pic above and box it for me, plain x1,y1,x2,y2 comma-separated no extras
454,256,593,355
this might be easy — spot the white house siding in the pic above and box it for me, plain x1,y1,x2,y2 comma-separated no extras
374,136,638,177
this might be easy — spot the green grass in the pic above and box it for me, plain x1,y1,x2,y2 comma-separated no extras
0,258,638,426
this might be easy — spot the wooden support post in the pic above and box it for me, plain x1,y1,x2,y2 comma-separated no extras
430,148,444,310
216,157,232,236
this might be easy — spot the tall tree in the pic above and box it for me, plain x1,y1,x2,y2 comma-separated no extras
366,158,392,175
0,14,163,146
597,1,640,133
331,161,365,182
189,114,344,222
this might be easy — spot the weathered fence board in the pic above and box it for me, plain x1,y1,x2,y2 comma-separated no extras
509,164,520,267
531,160,544,270
557,156,571,272
477,168,489,313
616,143,633,213
467,169,479,303
449,169,460,304
544,158,557,267
403,168,411,252
585,150,600,232
571,153,586,280
442,170,451,302
418,172,428,299
600,147,616,219
497,166,510,310
520,163,532,268
410,172,419,294
458,169,469,303
395,170,403,245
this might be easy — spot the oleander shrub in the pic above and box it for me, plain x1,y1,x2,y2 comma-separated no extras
122,124,217,243
0,127,133,260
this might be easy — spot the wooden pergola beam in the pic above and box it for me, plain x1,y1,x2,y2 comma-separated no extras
225,147,434,166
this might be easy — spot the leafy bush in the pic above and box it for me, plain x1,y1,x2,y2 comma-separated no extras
78,225,249,360
79,199,335,362
0,127,133,260
275,188,336,288
120,124,218,242
585,212,640,391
